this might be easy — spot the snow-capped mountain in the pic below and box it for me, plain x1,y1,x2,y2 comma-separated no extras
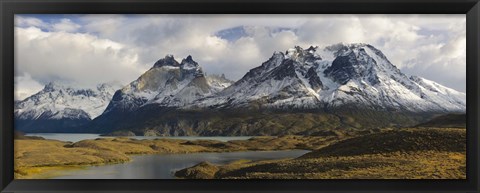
15,82,120,132
192,44,465,113
88,43,465,136
320,43,465,112
102,55,232,115
193,46,325,109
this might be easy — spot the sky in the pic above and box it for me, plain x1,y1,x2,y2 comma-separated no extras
14,14,466,100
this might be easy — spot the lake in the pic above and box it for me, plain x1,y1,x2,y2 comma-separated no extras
25,133,255,142
51,150,310,179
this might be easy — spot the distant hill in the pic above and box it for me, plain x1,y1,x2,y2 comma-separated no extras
415,114,466,128
300,128,466,158
175,128,467,179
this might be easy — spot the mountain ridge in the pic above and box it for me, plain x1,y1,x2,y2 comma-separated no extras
85,43,465,136
15,43,466,135
15,82,120,132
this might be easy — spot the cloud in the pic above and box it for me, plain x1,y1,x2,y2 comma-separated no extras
15,16,49,29
15,14,466,94
15,26,148,90
14,73,44,100
51,18,81,32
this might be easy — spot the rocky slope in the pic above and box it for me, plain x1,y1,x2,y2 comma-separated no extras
88,55,234,134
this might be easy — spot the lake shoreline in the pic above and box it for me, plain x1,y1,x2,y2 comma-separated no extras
15,128,466,179
174,128,466,179
15,135,338,179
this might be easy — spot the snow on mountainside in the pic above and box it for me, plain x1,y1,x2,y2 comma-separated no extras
191,43,465,113
86,43,465,136
320,43,465,112
206,74,234,92
15,82,120,121
102,55,232,115
193,46,325,109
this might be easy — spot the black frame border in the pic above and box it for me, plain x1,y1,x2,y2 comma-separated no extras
1,0,479,192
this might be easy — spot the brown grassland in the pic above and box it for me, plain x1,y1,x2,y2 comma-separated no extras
174,128,466,179
14,135,341,179
14,127,466,179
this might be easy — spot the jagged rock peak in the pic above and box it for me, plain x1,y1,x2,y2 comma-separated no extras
182,55,195,63
43,82,66,92
325,43,377,57
324,44,385,85
153,54,180,68
97,83,116,91
181,55,199,68
285,45,322,64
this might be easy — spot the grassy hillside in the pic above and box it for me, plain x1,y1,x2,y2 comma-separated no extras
89,107,431,136
300,128,465,158
14,135,342,179
415,114,466,128
176,128,466,179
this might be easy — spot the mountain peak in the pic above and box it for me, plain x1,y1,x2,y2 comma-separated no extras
96,82,123,93
15,81,118,127
43,82,65,92
184,55,194,63
153,54,180,68
181,55,199,68
323,43,401,85
285,46,321,64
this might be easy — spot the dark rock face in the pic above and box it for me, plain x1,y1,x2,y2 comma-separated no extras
324,47,380,85
269,60,297,80
153,55,179,68
105,90,149,113
306,67,323,91
324,51,361,85
181,55,197,66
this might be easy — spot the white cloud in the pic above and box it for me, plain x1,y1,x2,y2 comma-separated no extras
15,16,48,29
15,26,147,90
51,18,81,32
15,14,466,95
14,73,44,100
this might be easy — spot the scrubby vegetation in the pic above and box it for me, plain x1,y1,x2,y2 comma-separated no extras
415,114,466,128
15,127,466,179
300,128,465,158
14,135,341,179
175,128,466,179
96,109,429,137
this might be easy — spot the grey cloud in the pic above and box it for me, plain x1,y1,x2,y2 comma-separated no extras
15,14,466,93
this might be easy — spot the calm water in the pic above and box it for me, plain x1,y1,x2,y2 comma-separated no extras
25,133,254,143
52,150,310,179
